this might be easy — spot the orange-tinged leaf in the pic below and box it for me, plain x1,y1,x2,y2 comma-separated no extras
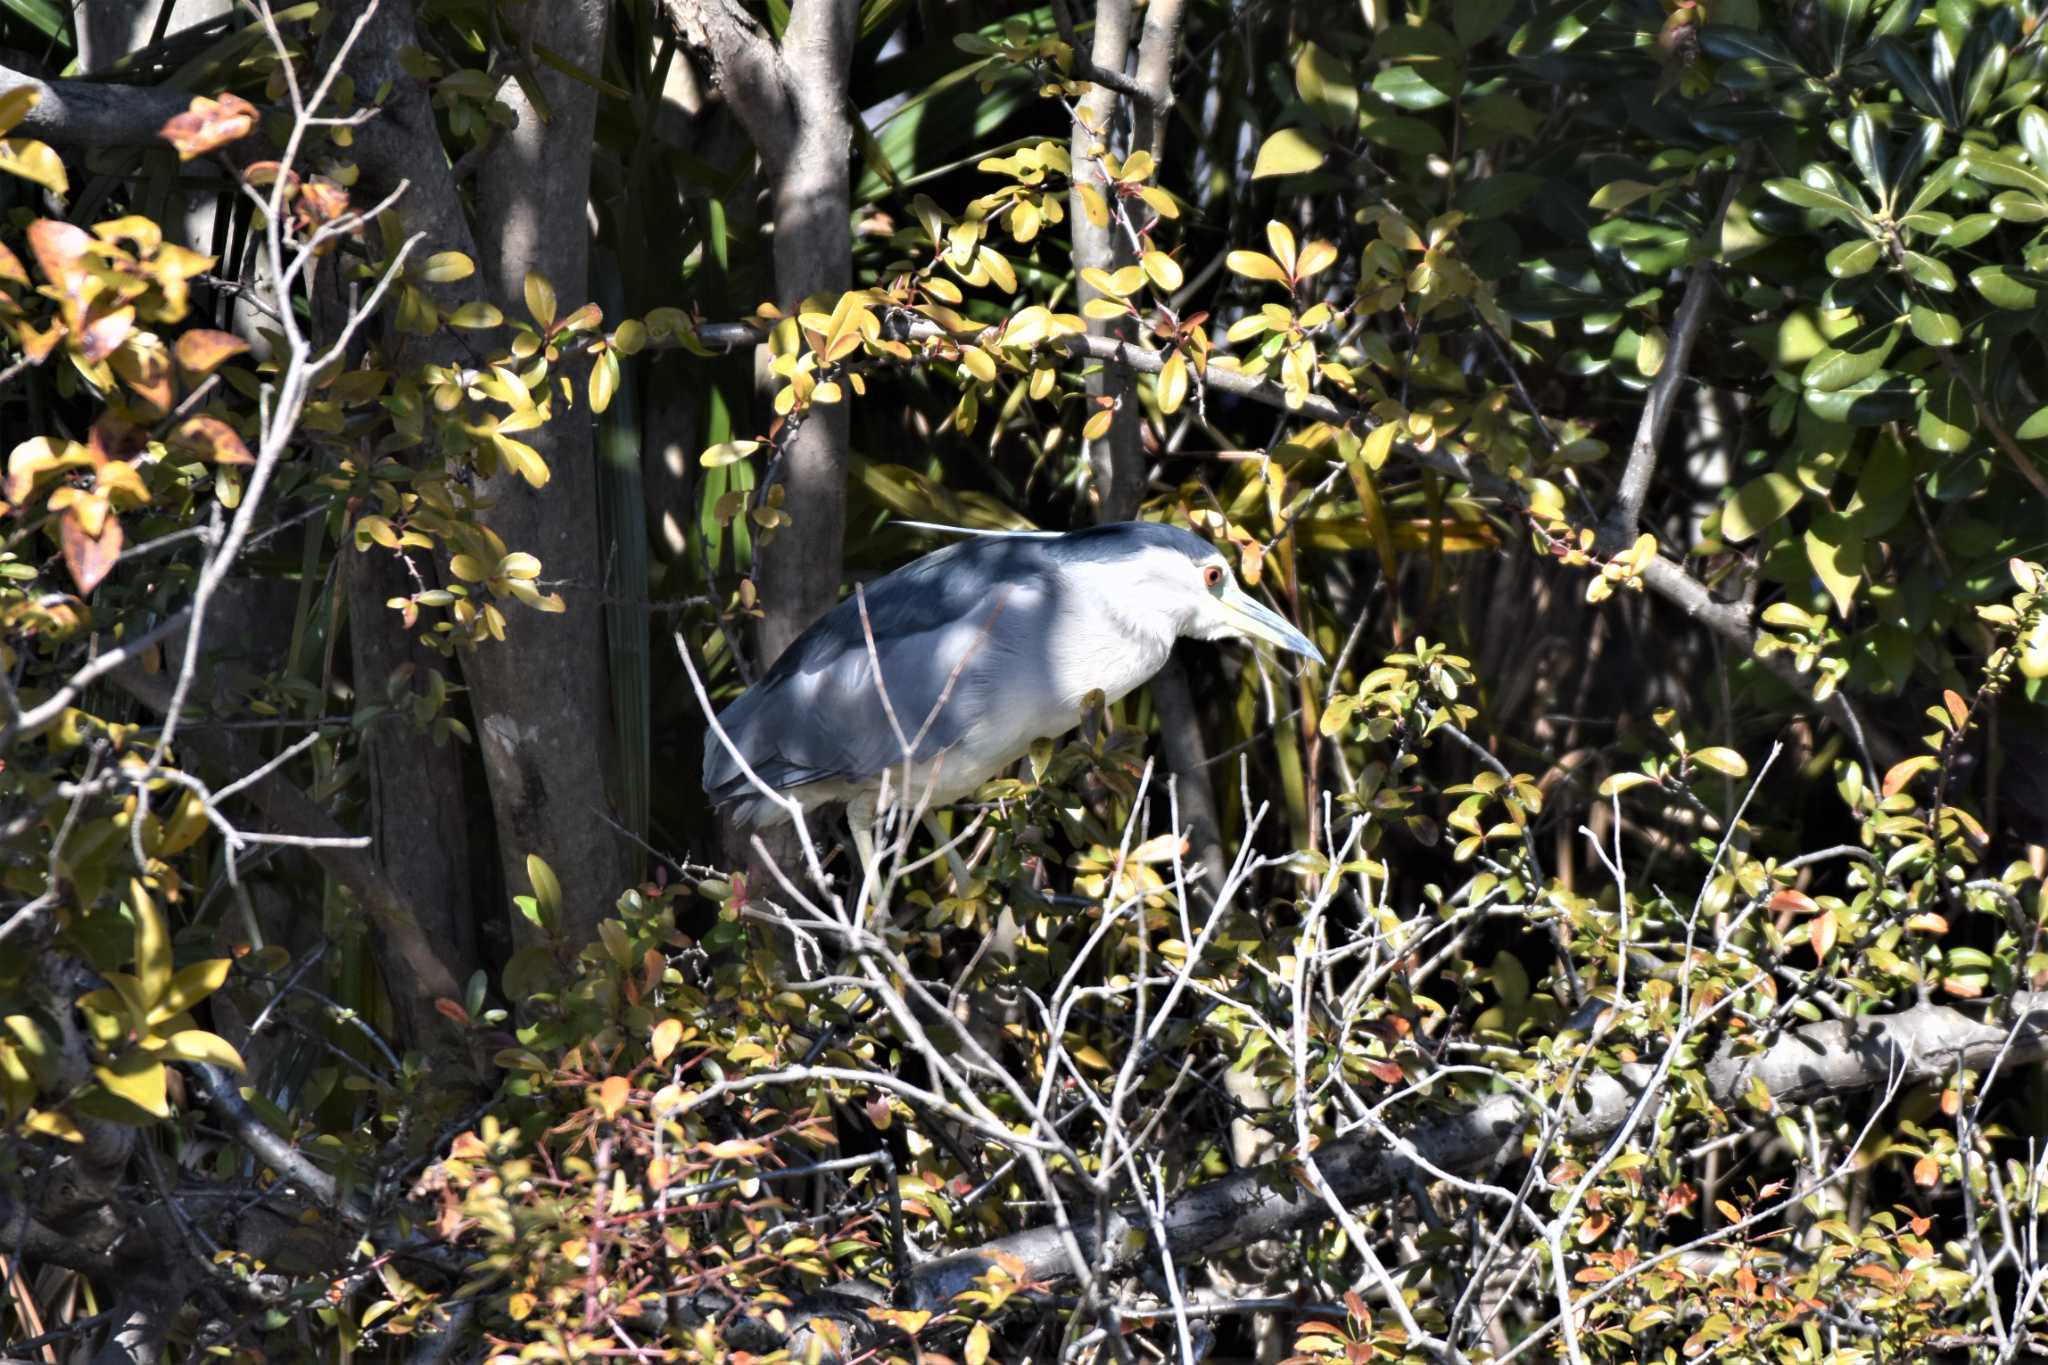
175,329,250,380
597,1073,629,1118
160,92,259,161
77,307,136,364
1882,755,1938,798
173,416,254,464
1810,910,1838,962
1942,689,1969,727
26,218,90,293
1769,889,1818,916
650,1017,682,1065
59,507,121,594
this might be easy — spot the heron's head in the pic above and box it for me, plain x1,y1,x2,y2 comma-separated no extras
1060,522,1326,665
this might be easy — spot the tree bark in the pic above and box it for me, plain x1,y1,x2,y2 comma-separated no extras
662,0,858,666
458,0,634,943
1068,0,1145,524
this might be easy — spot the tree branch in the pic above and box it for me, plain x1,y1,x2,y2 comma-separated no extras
0,62,195,148
898,995,2048,1313
1602,155,1749,546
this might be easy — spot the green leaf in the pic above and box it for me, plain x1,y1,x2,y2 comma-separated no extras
1900,251,1956,292
1875,37,1955,123
526,853,562,932
1454,0,1516,46
1970,264,2048,309
1908,303,1961,347
1374,65,1453,110
1690,746,1750,778
1252,126,1328,179
1803,371,1922,425
2016,405,2048,441
1990,190,2048,226
1721,472,1803,542
2023,106,2048,171
1802,321,1897,393
1918,373,1976,453
1763,174,1867,226
1508,0,1609,55
1293,42,1357,132
1824,238,1880,278
1805,514,1865,616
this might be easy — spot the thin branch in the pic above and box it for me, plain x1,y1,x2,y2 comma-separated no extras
1602,152,1750,546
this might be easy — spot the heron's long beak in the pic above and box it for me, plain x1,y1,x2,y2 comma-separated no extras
1218,584,1325,665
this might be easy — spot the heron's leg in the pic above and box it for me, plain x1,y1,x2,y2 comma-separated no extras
847,793,880,912
922,814,974,895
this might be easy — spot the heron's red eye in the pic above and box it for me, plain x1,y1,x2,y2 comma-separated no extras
1203,564,1224,588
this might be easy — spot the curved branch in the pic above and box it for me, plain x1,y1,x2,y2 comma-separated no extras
0,62,194,147
899,995,2048,1313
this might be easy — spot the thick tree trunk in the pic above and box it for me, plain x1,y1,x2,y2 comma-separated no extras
753,0,857,665
456,0,633,943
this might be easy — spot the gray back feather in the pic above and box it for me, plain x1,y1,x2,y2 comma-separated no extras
700,522,1212,821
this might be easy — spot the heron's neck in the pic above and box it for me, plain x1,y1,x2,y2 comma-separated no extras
1049,559,1181,710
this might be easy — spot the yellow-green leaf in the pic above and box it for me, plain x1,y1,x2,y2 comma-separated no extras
1690,747,1749,778
419,251,475,283
0,138,68,195
700,439,761,468
1226,250,1290,285
96,1052,170,1118
153,959,231,1025
1141,250,1184,292
150,1029,246,1071
446,301,503,329
131,881,171,1011
1252,126,1327,179
497,434,550,488
523,271,557,329
1157,351,1188,414
1721,472,1801,542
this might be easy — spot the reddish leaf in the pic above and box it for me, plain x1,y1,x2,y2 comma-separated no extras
1768,889,1818,916
296,178,351,230
432,998,470,1025
108,342,173,416
1942,689,1969,727
160,92,259,161
1881,755,1938,798
88,415,146,465
241,160,300,191
77,306,135,364
174,329,249,381
25,219,90,295
172,416,254,465
59,507,121,594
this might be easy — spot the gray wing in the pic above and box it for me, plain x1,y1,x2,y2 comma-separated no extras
700,536,1056,808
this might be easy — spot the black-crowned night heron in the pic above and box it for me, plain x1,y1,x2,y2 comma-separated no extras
700,521,1324,881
